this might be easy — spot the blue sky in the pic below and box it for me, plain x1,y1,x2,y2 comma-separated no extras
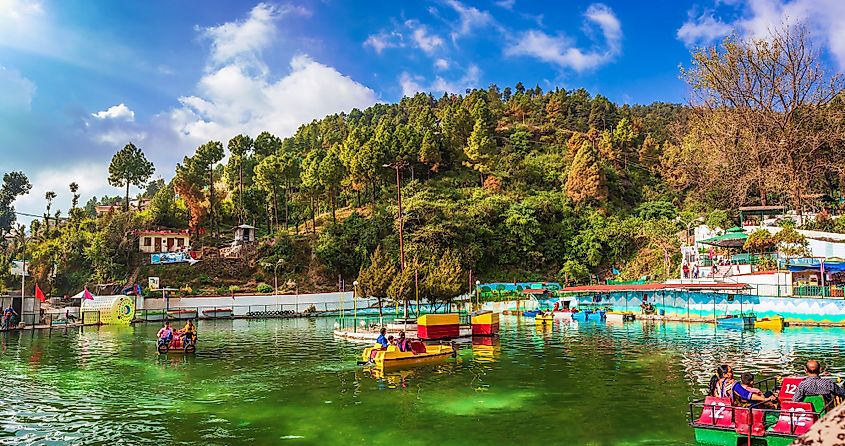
1,0,844,217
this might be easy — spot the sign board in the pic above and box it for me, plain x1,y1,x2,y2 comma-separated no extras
10,260,29,277
151,252,197,265
148,277,160,291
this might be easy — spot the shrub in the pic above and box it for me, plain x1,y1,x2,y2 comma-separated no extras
256,283,273,294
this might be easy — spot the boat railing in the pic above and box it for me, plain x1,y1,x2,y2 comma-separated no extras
689,399,823,437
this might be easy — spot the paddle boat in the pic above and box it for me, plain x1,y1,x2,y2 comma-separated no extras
202,308,233,319
360,341,456,370
754,316,785,331
716,313,756,329
570,304,608,323
605,311,635,323
157,333,197,354
551,299,577,320
535,313,554,325
522,309,541,317
689,375,837,446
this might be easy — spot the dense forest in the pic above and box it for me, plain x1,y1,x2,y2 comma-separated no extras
3,24,844,299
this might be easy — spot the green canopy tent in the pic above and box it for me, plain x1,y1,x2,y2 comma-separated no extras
699,230,748,248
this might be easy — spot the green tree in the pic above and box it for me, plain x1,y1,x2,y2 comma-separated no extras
195,141,225,235
418,129,441,172
254,154,285,233
228,134,253,223
776,227,810,258
319,146,345,222
107,142,154,212
557,260,590,285
69,182,80,210
387,264,415,317
44,191,56,232
357,246,396,319
299,148,325,233
465,100,497,183
0,172,31,236
743,229,776,255
422,250,463,310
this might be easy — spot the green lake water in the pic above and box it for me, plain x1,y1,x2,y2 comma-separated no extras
2,316,845,445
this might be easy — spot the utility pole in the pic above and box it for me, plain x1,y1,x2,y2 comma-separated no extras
384,161,408,271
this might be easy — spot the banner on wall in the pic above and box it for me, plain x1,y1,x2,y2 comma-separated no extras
150,252,198,265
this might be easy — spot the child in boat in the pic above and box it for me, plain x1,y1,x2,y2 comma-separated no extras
740,372,763,396
396,332,411,352
157,322,173,344
376,328,388,348
180,320,196,345
387,335,395,346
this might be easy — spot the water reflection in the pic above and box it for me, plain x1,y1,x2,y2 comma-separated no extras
3,317,845,445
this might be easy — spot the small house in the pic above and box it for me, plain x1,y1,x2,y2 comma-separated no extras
137,230,191,254
233,224,256,245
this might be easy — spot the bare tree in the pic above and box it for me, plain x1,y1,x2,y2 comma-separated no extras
682,23,845,212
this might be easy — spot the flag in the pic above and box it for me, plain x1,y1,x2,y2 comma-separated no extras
135,283,143,296
611,267,620,276
83,288,94,301
35,283,46,303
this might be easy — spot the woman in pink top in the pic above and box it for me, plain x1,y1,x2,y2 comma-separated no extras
157,322,173,344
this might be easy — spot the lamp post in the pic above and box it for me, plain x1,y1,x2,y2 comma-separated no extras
262,259,284,300
475,280,481,310
352,280,359,332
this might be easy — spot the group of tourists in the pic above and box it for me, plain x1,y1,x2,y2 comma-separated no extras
376,328,413,352
157,320,197,346
709,360,845,407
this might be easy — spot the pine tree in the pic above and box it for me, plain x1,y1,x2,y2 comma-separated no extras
357,246,396,319
418,130,441,172
566,142,607,205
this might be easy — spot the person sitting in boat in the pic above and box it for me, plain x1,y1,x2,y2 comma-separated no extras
709,364,775,405
792,360,845,403
157,322,174,345
396,332,412,352
740,372,762,396
387,335,395,346
376,328,389,348
180,320,196,345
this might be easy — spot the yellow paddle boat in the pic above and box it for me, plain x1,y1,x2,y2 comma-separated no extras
535,313,554,325
754,315,785,330
360,341,456,369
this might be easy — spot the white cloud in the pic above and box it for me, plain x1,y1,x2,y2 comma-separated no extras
504,3,622,71
0,66,36,111
677,13,733,47
170,54,377,145
12,161,117,220
677,0,845,68
434,58,450,70
443,0,495,40
410,23,444,55
364,20,444,56
495,0,516,10
200,3,281,74
0,0,43,21
91,103,135,121
400,64,480,97
363,32,402,54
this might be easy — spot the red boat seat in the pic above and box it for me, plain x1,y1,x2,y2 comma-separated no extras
771,401,816,436
734,408,765,436
696,397,734,427
778,377,804,402
410,341,427,354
